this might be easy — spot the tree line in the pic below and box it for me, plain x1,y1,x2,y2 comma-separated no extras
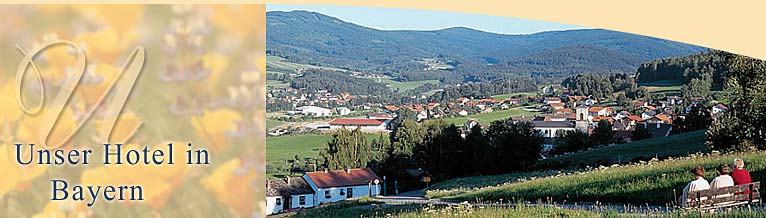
319,108,543,188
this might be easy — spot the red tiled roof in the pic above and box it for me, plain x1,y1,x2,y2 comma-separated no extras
383,105,399,111
654,114,672,123
549,102,566,108
329,118,384,126
305,168,381,188
627,115,645,122
589,107,613,113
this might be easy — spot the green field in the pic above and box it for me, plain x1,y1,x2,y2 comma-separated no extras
428,151,766,206
375,78,440,92
443,107,539,126
278,199,602,218
267,56,353,73
266,119,284,129
534,130,708,169
266,79,290,88
491,92,536,100
267,133,386,164
640,80,683,96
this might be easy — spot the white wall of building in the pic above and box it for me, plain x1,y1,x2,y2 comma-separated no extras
290,194,315,210
536,127,575,138
328,124,387,132
266,196,283,215
311,185,381,205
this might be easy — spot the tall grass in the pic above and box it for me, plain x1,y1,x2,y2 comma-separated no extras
429,152,766,206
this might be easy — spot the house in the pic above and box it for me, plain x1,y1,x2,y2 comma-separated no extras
383,105,399,113
588,107,614,117
649,114,673,124
457,97,470,104
297,106,333,117
549,102,566,110
533,121,575,138
712,104,728,115
367,112,394,121
544,97,562,104
336,107,352,116
329,118,387,132
508,98,520,105
266,177,315,215
641,110,657,120
303,168,381,205
455,109,469,116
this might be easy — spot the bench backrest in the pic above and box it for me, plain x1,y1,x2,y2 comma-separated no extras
685,182,760,208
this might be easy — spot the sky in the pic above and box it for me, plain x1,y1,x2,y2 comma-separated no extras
266,5,588,35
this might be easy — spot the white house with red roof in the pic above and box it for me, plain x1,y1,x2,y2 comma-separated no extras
303,168,382,205
329,118,387,132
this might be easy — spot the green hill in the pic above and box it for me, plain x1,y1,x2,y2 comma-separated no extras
428,151,765,206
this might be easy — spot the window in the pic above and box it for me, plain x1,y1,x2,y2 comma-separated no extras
276,198,282,206
324,190,330,199
299,196,306,205
340,189,345,196
347,188,353,198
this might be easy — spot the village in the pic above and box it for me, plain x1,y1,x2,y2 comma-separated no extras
265,83,730,215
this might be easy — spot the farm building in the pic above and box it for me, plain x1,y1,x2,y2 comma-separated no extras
328,118,387,132
303,168,382,205
266,177,315,215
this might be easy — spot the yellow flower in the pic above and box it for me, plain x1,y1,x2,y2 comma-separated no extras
190,109,242,153
74,27,138,64
201,53,230,89
16,108,77,148
0,81,23,125
31,200,89,218
94,111,141,143
201,158,256,217
0,143,49,198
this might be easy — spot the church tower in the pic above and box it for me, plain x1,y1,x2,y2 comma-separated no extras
575,103,589,133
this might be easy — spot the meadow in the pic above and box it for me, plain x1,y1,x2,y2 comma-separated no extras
278,198,766,217
533,130,708,169
266,133,386,171
277,198,602,218
640,80,683,96
443,107,539,126
427,151,766,206
266,119,284,129
376,78,440,92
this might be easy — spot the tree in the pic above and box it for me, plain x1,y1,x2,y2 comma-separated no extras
320,127,372,170
390,119,424,157
485,119,543,173
706,53,766,151
631,125,653,141
591,120,614,146
551,130,590,155
464,124,490,175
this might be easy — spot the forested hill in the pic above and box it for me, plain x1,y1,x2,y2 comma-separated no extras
635,50,729,90
267,10,706,82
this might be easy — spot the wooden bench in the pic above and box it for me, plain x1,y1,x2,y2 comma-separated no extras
682,182,761,210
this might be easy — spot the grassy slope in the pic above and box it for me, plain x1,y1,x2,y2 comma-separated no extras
640,80,683,96
491,92,536,100
534,130,708,169
278,198,600,218
266,119,284,129
375,78,440,92
429,151,766,206
443,107,539,126
427,130,708,198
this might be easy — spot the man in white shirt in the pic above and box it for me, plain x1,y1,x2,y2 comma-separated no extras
679,166,711,207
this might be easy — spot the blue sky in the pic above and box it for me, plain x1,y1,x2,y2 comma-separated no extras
267,5,588,35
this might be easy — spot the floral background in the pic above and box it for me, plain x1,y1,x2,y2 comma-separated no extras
0,5,265,217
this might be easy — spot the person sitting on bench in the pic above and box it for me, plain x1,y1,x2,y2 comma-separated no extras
731,158,752,194
679,166,711,207
710,163,735,204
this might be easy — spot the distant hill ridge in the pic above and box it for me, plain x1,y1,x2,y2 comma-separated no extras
267,10,706,83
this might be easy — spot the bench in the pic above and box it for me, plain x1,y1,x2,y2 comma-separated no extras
682,182,761,210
